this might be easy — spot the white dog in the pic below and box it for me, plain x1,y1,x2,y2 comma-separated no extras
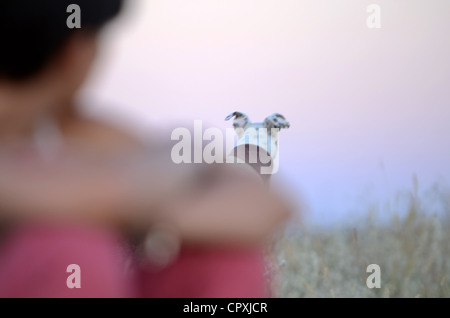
225,111,290,156
225,112,290,177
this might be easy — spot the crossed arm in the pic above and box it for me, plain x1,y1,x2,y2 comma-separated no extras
0,132,291,248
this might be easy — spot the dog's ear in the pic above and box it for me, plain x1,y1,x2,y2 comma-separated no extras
273,113,287,121
225,112,246,121
263,113,290,130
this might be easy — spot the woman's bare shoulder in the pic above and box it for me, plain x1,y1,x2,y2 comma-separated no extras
61,115,151,154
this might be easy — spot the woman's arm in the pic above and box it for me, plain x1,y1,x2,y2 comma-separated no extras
0,118,292,247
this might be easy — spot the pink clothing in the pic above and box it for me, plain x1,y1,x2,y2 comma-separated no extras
0,225,266,298
139,248,265,298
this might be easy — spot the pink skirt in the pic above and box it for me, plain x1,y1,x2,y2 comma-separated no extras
0,225,266,298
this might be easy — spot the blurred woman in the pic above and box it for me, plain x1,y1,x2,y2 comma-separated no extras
0,0,290,297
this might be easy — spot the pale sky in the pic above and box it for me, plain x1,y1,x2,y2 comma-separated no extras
81,0,450,224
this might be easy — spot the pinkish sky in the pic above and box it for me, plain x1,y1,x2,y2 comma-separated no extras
81,0,450,224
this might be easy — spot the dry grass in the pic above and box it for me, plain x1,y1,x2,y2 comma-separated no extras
269,183,450,298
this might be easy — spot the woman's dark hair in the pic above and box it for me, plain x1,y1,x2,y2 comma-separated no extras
0,0,123,81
